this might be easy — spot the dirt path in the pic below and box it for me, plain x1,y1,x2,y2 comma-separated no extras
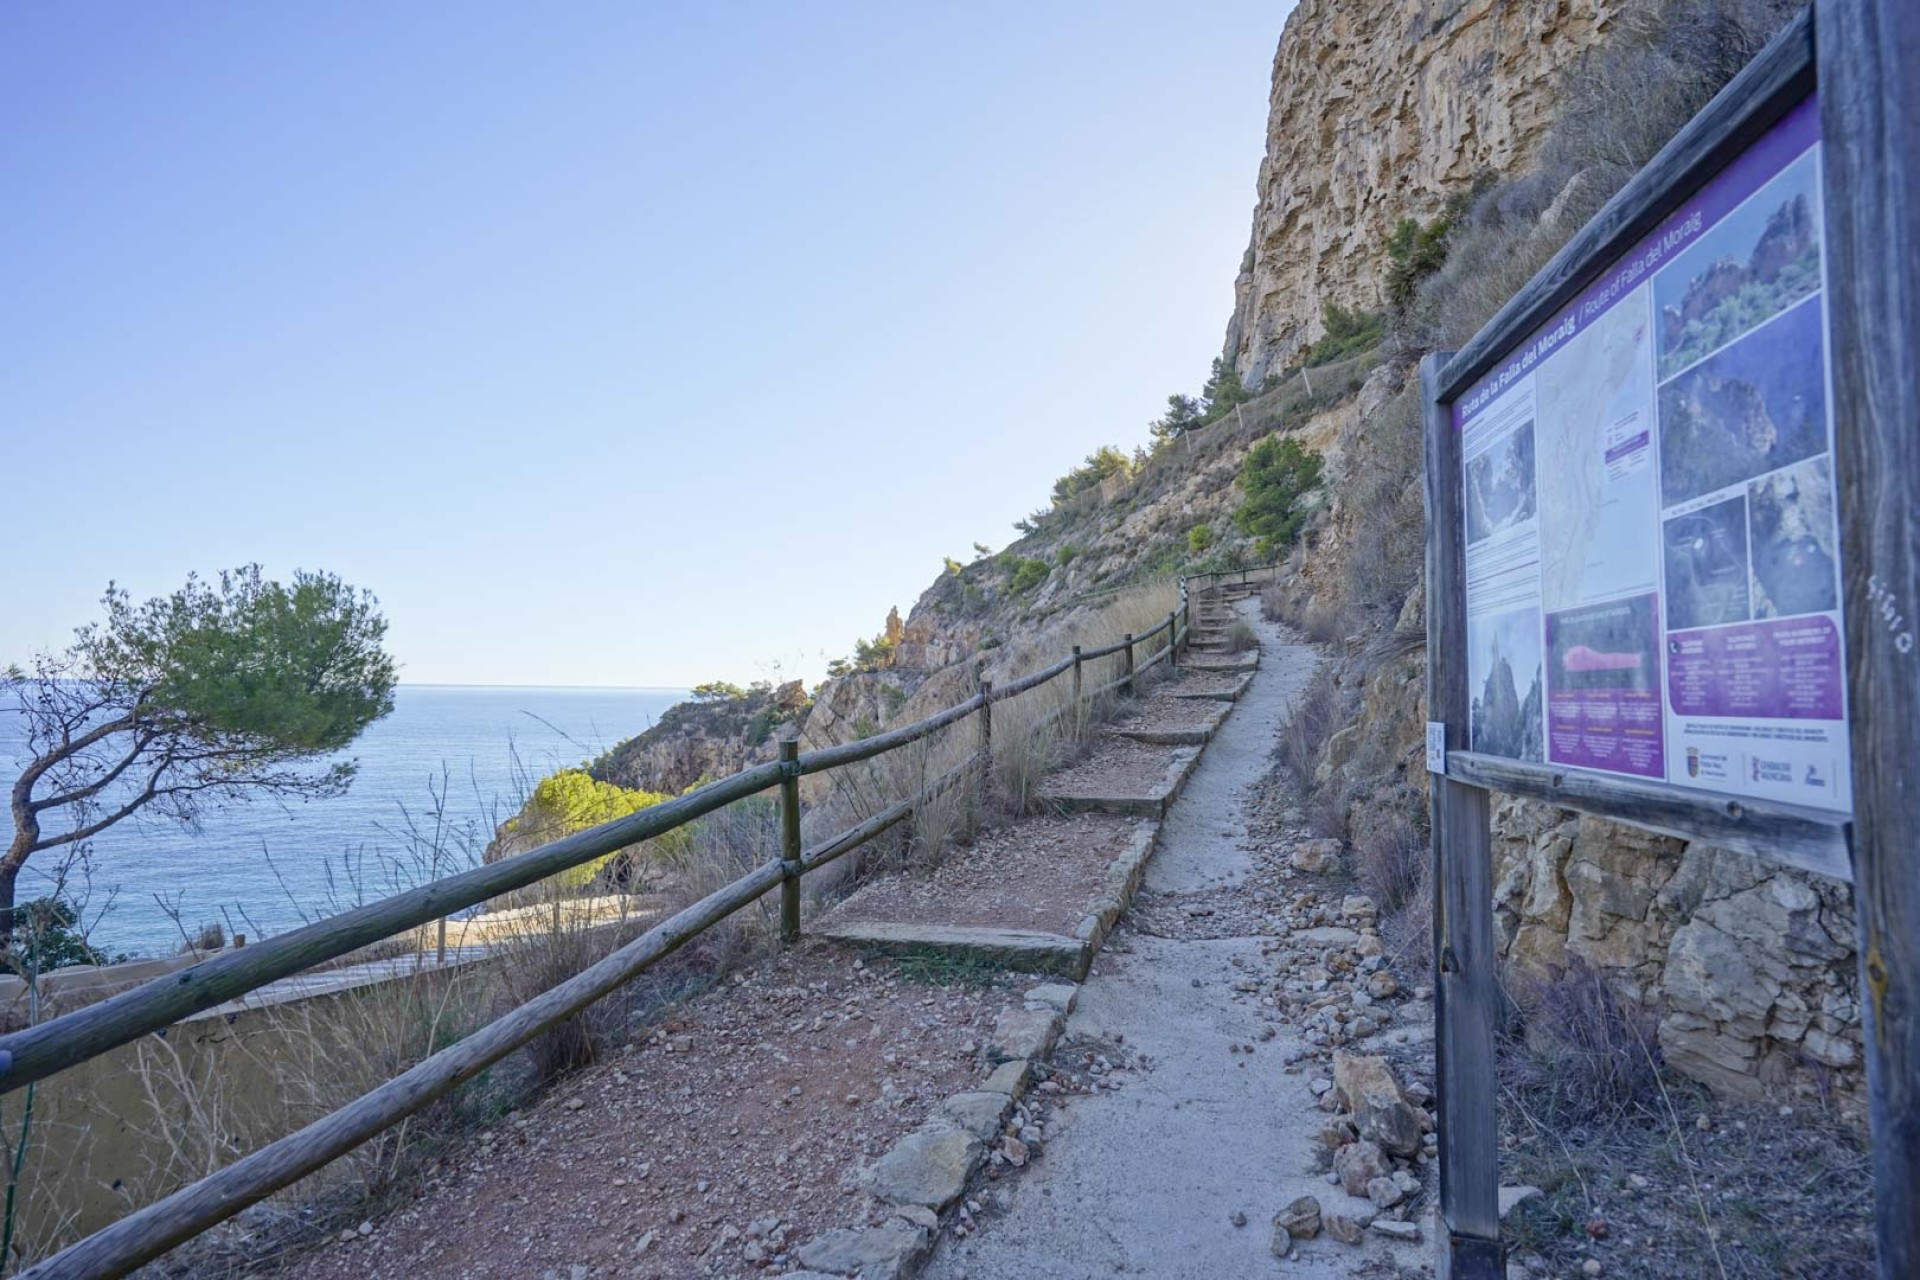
924,600,1415,1280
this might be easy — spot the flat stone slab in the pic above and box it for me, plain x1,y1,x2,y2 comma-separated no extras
980,1059,1030,1095
812,921,1087,977
1040,746,1201,819
1023,982,1078,1014
1073,822,1160,950
1168,671,1255,703
938,1090,1017,1141
858,1124,982,1210
987,1006,1063,1063
1181,652,1258,672
1116,699,1230,746
1295,925,1362,946
795,1219,931,1278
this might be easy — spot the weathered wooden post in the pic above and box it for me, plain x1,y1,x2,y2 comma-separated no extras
1421,351,1502,1280
1820,0,1920,1267
977,664,994,813
1121,633,1135,697
778,737,802,944
436,917,447,966
1167,611,1180,672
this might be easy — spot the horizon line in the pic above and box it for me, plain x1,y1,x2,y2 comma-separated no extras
400,681,693,693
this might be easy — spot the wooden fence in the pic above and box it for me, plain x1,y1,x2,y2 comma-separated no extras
0,585,1220,1279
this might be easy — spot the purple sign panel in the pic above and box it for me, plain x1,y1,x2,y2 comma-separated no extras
1667,616,1844,720
1453,94,1852,813
1546,595,1665,778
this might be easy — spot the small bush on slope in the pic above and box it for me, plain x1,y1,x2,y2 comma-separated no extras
1234,435,1323,558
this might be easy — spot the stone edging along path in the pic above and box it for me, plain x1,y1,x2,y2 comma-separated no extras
782,984,1077,1280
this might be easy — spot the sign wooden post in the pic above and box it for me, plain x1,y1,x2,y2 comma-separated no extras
1817,1,1920,1268
1422,351,1503,1279
1422,7,1918,1274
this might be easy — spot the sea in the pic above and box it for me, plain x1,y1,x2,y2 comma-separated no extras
0,685,685,959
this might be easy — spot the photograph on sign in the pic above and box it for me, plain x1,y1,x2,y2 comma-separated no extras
1453,94,1850,813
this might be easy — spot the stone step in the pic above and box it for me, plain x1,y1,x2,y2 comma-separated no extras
813,921,1089,978
1040,746,1201,820
1183,652,1258,672
1168,671,1256,703
1115,700,1230,746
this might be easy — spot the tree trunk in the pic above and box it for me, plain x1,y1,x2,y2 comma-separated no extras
0,856,21,949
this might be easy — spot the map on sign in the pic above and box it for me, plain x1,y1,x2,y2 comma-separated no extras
1453,94,1851,813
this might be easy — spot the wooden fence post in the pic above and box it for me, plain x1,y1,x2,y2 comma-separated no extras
1121,634,1135,697
1167,611,1180,672
976,664,994,812
1071,645,1083,709
778,738,802,945
1819,2,1920,1268
1421,351,1503,1279
436,917,447,966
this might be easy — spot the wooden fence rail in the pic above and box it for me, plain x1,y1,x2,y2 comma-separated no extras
3,577,1226,1279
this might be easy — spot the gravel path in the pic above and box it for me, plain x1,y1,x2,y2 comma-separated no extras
925,600,1410,1280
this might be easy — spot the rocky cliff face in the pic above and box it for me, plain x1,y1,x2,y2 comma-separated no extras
590,681,809,796
1222,0,1621,384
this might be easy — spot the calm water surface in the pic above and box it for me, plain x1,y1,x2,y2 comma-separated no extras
0,685,684,957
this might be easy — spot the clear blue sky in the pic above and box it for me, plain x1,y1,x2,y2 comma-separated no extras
3,2,1293,689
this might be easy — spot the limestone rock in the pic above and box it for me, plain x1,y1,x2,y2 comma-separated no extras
794,1221,930,1280
1334,1140,1389,1198
1221,0,1623,383
937,1091,1012,1142
1291,839,1341,873
1332,1053,1422,1157
1274,1195,1322,1241
986,1008,1059,1064
858,1126,982,1210
1499,1185,1544,1219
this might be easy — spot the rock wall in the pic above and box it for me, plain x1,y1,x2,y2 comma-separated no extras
1490,799,1863,1102
1222,0,1621,384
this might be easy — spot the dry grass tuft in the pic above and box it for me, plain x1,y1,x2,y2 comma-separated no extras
1275,663,1340,801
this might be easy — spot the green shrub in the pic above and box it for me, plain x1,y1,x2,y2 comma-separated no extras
1303,303,1383,366
1384,206,1464,313
1235,435,1324,557
1050,446,1135,506
1055,543,1082,566
3,898,120,976
501,769,674,889
1008,558,1049,595
1149,394,1205,443
1187,524,1215,554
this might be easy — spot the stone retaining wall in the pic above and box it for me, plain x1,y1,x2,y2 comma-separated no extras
1489,797,1863,1104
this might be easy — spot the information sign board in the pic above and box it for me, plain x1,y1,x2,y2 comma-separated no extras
1451,95,1851,815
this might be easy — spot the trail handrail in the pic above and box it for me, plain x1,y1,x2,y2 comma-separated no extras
6,582,1214,1278
0,759,784,1094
